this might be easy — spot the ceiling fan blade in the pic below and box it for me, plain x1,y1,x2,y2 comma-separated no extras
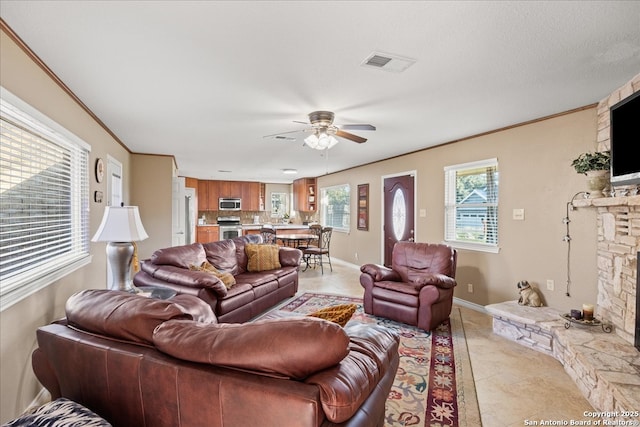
263,129,307,138
293,120,310,125
339,124,376,131
336,129,367,144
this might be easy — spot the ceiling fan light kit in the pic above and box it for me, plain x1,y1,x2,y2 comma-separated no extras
304,132,339,150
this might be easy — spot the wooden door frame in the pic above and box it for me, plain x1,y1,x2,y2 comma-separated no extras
380,170,417,264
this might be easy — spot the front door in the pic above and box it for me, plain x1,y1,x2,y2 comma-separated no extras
383,174,415,267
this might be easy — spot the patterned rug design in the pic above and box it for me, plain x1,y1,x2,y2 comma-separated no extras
263,292,481,427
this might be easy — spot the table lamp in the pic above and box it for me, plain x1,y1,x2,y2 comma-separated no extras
92,206,149,292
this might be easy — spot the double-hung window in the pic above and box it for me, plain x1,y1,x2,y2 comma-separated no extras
320,184,350,232
444,158,499,253
1,88,91,310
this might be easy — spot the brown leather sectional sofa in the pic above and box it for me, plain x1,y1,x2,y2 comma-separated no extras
32,290,400,427
133,235,302,322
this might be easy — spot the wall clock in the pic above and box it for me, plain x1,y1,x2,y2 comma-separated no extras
95,158,104,183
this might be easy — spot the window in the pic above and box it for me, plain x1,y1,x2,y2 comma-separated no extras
270,192,289,218
320,184,350,232
444,158,499,253
1,88,91,310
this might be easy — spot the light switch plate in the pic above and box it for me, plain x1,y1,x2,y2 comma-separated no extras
513,208,525,220
419,209,427,217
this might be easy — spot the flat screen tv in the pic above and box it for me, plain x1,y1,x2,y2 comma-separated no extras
610,90,640,187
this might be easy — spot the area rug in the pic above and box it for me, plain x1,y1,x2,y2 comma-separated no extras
260,292,481,427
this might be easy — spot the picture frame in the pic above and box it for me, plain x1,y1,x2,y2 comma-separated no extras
357,183,369,231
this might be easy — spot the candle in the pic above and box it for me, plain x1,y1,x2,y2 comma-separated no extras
582,304,594,321
570,309,582,320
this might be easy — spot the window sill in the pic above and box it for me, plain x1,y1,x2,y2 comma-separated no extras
443,241,500,254
0,255,92,311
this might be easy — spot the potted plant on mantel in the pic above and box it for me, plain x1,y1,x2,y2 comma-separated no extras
571,150,610,197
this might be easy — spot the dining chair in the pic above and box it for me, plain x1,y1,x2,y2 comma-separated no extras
297,224,322,251
259,227,277,245
303,226,332,274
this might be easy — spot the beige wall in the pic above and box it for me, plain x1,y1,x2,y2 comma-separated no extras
0,29,132,422
318,107,599,312
130,154,175,259
0,29,177,422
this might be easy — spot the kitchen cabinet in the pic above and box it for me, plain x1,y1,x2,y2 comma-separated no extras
197,180,264,211
184,177,198,189
219,181,243,199
196,225,219,243
197,180,209,210
293,178,317,212
242,182,261,211
207,180,219,209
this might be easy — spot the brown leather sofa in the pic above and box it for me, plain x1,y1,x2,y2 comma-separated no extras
32,290,400,427
360,242,457,331
133,235,302,323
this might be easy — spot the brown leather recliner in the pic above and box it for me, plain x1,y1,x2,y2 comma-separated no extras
360,242,457,331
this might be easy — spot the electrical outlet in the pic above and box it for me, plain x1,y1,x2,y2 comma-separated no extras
546,279,555,291
467,283,474,293
355,252,359,261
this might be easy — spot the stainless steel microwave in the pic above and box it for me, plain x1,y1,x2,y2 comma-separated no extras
219,197,241,210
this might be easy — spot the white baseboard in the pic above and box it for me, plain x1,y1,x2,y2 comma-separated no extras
453,297,487,313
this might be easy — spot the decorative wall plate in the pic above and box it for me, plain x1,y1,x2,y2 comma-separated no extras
95,158,104,183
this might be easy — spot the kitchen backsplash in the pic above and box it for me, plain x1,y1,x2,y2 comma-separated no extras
198,210,318,225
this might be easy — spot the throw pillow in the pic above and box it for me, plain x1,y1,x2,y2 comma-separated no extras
190,261,236,289
245,244,281,272
307,304,358,327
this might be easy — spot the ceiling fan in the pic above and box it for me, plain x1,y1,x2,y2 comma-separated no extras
264,111,376,150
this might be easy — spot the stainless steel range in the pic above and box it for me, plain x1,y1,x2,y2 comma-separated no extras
217,216,243,240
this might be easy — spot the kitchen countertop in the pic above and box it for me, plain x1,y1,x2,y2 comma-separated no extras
241,224,311,230
198,224,312,230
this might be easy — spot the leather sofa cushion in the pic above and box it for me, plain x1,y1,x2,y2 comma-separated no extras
410,273,457,289
232,234,262,273
203,239,238,274
392,242,456,282
305,322,400,423
141,263,229,296
150,242,207,269
170,294,218,323
153,317,350,379
65,290,216,345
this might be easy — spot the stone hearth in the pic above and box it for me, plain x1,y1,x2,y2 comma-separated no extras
486,301,640,414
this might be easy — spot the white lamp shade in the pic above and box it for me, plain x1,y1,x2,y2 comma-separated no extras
92,206,149,242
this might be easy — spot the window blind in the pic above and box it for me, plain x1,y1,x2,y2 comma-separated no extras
444,158,499,251
1,92,90,308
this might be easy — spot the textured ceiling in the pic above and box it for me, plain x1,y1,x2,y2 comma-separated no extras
1,1,639,183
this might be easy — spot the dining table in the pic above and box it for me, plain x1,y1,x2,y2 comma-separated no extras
276,233,318,248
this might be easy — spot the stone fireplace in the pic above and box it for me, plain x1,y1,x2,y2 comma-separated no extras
486,74,640,413
579,72,640,348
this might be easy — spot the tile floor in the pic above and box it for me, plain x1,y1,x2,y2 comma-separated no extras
298,258,593,427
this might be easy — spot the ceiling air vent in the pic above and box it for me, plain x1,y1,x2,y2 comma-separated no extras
274,135,296,141
361,51,416,73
